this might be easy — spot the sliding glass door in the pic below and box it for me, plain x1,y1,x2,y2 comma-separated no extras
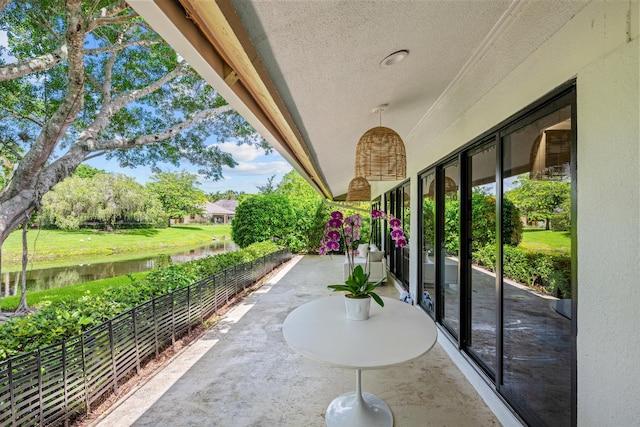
467,142,497,376
417,85,576,426
500,105,573,426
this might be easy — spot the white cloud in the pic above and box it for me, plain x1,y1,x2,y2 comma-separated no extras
223,161,292,176
216,142,265,162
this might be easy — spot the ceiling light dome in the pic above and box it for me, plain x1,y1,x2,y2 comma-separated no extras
346,177,371,202
381,50,409,67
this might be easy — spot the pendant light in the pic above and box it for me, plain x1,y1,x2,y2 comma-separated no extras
346,176,371,202
355,104,406,181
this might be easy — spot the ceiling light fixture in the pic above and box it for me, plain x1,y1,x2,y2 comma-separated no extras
346,176,371,202
380,49,409,67
354,104,406,181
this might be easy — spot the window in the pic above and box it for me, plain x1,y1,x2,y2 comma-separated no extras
385,182,410,286
467,142,497,376
500,104,573,426
420,171,436,317
417,84,576,426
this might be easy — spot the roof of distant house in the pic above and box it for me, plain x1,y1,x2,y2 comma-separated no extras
212,199,238,212
204,201,235,215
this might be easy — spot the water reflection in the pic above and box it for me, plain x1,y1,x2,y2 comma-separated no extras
2,241,237,297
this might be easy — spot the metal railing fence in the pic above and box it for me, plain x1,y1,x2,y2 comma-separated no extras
0,249,292,427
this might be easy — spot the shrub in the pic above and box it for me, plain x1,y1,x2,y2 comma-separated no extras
550,198,571,232
0,241,283,360
473,243,570,298
231,194,295,248
443,192,522,254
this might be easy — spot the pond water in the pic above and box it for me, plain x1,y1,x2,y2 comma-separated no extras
1,241,238,298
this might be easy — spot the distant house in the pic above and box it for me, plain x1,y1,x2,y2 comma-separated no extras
182,200,238,224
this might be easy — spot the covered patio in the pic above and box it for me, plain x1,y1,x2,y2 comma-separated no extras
91,255,504,427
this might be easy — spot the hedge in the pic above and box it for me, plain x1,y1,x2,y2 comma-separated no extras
0,241,282,360
473,243,571,298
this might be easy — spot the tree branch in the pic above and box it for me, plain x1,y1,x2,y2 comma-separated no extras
0,0,11,14
86,39,161,56
26,5,63,42
0,46,67,82
108,62,189,112
87,1,132,33
0,105,44,127
90,105,232,151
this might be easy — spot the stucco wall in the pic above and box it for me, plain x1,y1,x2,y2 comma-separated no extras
577,37,640,426
382,1,640,425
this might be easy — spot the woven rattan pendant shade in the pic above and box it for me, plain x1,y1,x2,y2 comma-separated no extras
355,126,406,181
346,176,371,201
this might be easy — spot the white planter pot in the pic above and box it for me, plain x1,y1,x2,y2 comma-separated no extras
344,295,371,321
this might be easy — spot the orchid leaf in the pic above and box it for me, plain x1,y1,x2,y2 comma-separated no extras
369,292,384,307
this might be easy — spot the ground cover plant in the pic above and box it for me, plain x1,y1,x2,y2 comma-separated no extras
0,241,281,360
0,272,151,310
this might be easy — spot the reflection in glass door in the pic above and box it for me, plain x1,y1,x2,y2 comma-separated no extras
441,161,460,337
468,143,497,376
420,172,436,317
501,106,573,426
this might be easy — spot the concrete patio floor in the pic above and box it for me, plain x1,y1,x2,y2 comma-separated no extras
91,255,503,427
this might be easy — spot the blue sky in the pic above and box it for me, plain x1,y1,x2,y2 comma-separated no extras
85,141,292,194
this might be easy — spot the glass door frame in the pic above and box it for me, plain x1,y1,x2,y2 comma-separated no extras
416,81,577,426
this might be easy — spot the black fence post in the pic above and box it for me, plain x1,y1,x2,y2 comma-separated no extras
213,276,218,315
171,293,176,346
63,341,69,427
8,358,14,426
38,349,43,426
153,298,159,358
81,334,90,415
187,285,192,335
108,320,118,395
225,270,229,304
132,308,141,375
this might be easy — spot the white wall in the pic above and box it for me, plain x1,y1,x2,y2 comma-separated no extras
374,1,640,424
577,37,639,426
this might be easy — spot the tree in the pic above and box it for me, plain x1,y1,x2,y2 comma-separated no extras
147,172,207,224
505,175,570,230
73,164,105,179
275,170,328,252
40,172,166,230
208,189,245,202
256,175,276,194
231,194,295,248
0,0,267,246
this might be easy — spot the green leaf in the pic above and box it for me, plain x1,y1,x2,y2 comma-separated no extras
369,292,384,307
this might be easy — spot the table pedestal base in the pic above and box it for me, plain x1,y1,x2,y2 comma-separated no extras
325,369,393,427
325,391,393,427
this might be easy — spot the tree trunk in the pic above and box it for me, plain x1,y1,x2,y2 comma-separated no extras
15,219,31,315
545,217,550,230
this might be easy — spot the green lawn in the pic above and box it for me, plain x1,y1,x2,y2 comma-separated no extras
1,224,232,269
0,272,151,310
520,228,571,254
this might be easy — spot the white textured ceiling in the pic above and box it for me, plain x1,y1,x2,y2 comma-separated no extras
227,0,592,197
135,0,585,198
232,0,518,196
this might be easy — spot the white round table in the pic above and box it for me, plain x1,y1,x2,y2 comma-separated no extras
282,296,438,427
